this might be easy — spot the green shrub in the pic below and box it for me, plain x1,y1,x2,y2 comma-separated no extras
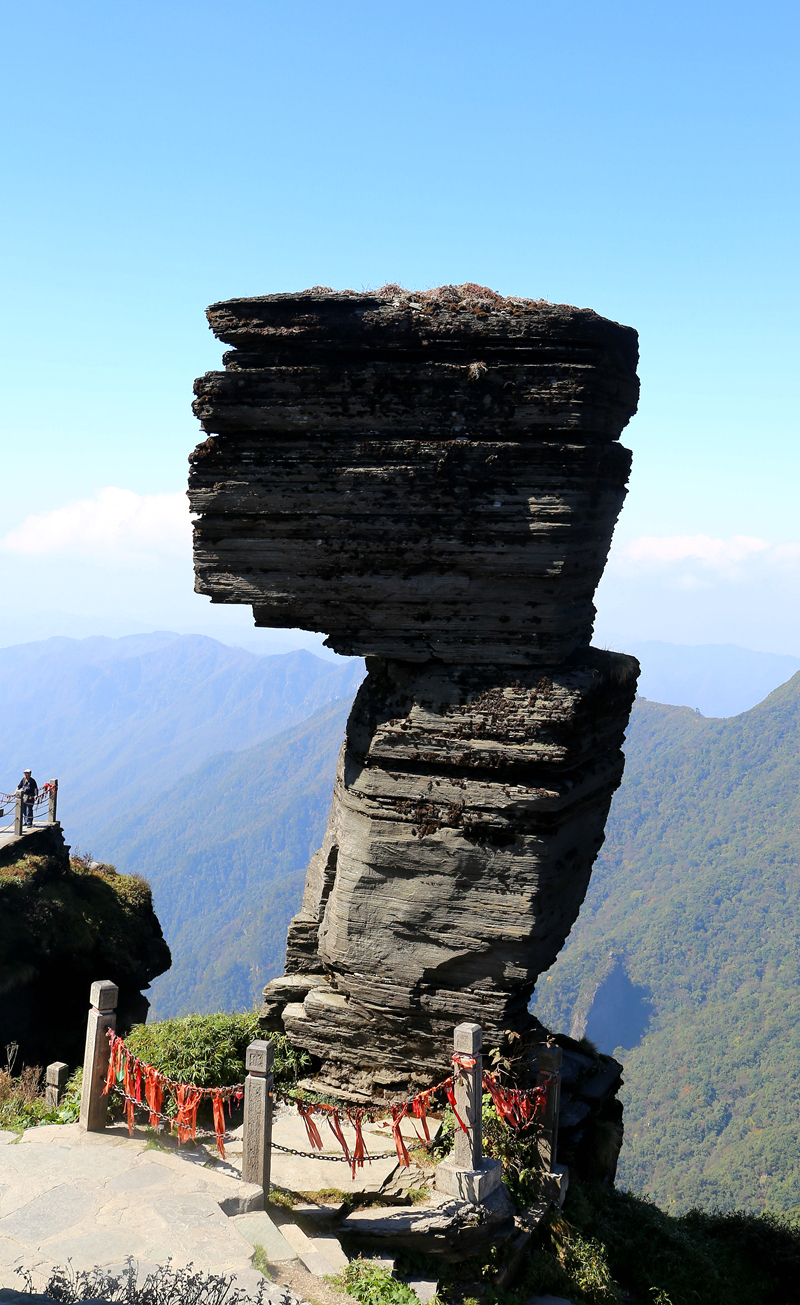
0,1064,83,1131
331,1258,421,1305
123,1012,309,1089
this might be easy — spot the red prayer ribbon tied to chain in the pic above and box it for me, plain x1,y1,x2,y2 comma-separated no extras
103,1030,549,1173
296,1099,371,1178
103,1030,243,1159
291,1051,550,1170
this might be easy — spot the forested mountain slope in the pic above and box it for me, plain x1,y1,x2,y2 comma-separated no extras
99,697,350,1016
0,633,363,840
532,672,800,1214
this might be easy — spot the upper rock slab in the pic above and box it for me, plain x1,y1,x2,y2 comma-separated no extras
207,283,638,379
191,285,639,664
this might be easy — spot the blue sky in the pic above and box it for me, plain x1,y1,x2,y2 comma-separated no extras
1,0,798,652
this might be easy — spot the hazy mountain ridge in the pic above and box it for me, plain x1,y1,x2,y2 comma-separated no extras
0,632,363,841
606,638,800,717
532,671,800,1213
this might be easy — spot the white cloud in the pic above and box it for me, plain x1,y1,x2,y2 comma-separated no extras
1,488,191,563
596,533,800,652
611,534,800,581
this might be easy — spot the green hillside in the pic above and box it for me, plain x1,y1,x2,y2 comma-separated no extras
100,696,350,1017
532,672,800,1214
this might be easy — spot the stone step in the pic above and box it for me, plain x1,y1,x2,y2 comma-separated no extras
230,1211,297,1263
278,1221,341,1275
309,1234,348,1270
405,1279,438,1302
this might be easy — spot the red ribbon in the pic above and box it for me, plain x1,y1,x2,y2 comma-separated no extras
298,1101,323,1150
174,1083,202,1145
482,1069,547,1131
145,1066,163,1128
123,1057,136,1136
390,1103,411,1167
412,1092,432,1145
443,1076,470,1136
212,1092,226,1159
350,1110,369,1171
325,1110,354,1175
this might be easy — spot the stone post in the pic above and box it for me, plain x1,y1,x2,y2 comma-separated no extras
45,1061,70,1109
13,795,23,837
435,1022,502,1204
242,1039,273,1203
48,780,58,824
536,1043,563,1170
79,980,118,1132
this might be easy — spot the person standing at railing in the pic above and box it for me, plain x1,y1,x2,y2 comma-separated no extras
16,770,38,827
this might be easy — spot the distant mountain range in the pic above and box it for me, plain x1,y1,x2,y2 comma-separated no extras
531,670,800,1215
0,632,364,841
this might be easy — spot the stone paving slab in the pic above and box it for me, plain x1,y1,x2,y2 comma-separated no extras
309,1235,348,1271
255,1111,429,1198
279,1223,338,1276
0,1124,294,1302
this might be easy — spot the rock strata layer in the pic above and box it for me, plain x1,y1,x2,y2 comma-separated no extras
189,284,640,1094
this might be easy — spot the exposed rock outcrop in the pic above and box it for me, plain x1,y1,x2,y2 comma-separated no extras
0,826,171,1068
189,284,639,1098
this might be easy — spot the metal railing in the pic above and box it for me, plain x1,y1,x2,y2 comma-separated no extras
0,779,58,836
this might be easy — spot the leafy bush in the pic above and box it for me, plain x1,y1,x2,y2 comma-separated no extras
330,1259,420,1305
0,1065,82,1131
527,1210,620,1303
124,1012,310,1089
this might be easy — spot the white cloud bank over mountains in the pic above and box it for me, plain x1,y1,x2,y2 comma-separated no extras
2,488,190,565
2,488,799,654
611,533,800,585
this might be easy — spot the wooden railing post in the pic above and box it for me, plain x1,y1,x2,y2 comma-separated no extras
79,980,118,1131
45,1061,70,1109
435,1022,502,1204
14,794,23,837
242,1039,273,1204
48,779,58,824
536,1043,563,1170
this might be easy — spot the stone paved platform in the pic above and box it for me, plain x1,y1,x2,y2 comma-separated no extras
0,1124,301,1299
0,1112,453,1301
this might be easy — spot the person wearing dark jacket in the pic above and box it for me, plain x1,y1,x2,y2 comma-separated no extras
17,770,37,827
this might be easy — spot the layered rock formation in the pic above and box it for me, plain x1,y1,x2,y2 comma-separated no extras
189,284,640,1096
